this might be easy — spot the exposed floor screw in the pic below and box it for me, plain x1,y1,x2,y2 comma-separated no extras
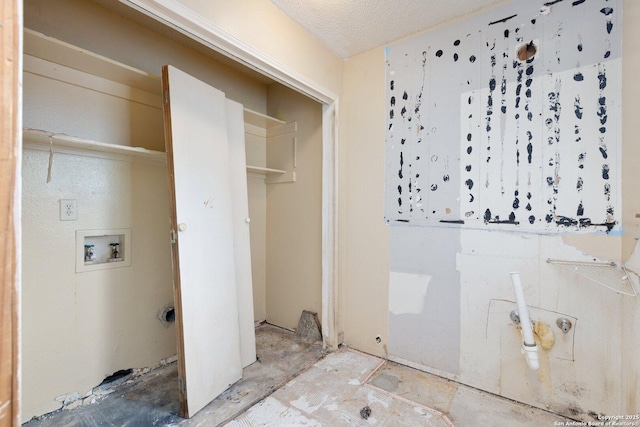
360,406,372,420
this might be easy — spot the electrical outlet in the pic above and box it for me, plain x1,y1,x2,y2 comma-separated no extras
60,199,77,221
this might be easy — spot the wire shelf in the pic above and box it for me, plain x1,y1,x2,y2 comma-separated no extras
546,259,639,297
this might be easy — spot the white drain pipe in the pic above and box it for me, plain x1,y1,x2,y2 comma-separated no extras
510,272,539,371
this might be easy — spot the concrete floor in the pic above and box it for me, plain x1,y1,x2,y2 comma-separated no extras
24,324,572,426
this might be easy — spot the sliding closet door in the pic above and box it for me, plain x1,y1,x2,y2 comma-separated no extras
161,65,242,418
226,99,257,368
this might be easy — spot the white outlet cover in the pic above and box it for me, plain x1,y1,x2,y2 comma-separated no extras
60,199,77,221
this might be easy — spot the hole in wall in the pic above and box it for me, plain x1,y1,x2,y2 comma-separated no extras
99,369,133,387
517,41,538,62
158,305,176,325
375,335,382,344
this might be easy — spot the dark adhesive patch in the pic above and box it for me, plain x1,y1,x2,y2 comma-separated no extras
599,145,608,159
574,96,583,119
598,105,607,126
600,7,614,16
598,71,607,90
489,14,517,26
573,72,584,81
436,49,443,57
577,202,584,216
465,179,474,190
470,55,476,63
488,218,520,225
602,164,610,180
572,0,586,5
484,209,492,223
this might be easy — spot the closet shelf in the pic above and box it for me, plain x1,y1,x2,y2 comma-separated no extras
25,29,286,126
246,165,286,175
243,108,285,129
24,129,290,176
23,129,167,163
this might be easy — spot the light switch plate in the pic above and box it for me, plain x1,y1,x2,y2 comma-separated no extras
60,199,77,221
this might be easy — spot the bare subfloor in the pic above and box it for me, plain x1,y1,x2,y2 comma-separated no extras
25,324,570,426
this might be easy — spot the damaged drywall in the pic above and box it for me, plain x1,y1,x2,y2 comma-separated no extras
388,226,461,375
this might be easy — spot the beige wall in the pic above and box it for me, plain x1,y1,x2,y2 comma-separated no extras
265,84,323,330
24,0,268,113
620,0,640,415
173,0,343,97
339,47,390,356
21,0,275,420
22,148,175,420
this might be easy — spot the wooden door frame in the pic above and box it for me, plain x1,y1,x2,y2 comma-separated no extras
1,0,22,425
120,0,341,349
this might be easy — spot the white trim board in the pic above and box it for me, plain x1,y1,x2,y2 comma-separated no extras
119,0,340,349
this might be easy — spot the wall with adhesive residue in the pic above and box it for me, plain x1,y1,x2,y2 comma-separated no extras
385,0,621,233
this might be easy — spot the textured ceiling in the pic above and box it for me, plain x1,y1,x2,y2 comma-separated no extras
268,0,508,58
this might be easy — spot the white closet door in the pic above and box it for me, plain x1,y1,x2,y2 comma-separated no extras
161,65,242,418
226,99,257,368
